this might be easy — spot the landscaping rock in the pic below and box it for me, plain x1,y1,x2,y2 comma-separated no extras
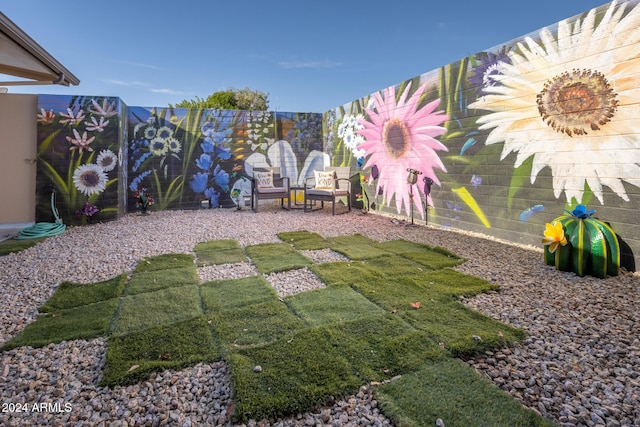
1,207,638,426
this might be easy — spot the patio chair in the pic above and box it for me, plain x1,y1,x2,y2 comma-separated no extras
303,166,351,215
251,168,291,212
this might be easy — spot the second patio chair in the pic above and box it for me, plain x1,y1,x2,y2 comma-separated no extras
303,167,351,215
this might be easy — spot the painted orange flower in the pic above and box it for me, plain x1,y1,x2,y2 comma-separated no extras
542,222,568,253
36,108,55,124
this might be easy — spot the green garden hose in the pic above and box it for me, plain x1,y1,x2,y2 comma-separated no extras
15,190,66,239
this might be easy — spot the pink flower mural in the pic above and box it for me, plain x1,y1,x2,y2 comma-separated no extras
357,81,448,219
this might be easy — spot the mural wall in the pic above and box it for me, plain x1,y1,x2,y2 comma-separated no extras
325,0,640,268
33,0,640,268
36,95,124,225
126,108,324,210
36,100,324,222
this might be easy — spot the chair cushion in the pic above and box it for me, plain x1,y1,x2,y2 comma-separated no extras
257,186,286,194
314,170,335,190
254,171,274,189
306,188,333,196
307,189,349,196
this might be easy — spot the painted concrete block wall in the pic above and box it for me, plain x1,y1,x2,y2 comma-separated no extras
34,102,324,221
35,95,123,225
325,0,640,269
30,0,639,269
126,108,323,211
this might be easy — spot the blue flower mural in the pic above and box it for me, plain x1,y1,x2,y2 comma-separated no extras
188,111,236,207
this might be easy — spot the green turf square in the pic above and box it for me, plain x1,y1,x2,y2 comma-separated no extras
285,286,386,326
101,316,219,386
124,266,199,295
207,300,306,349
351,276,524,356
375,359,554,427
2,299,119,350
400,249,465,269
311,261,384,287
276,230,329,250
321,313,448,381
245,242,312,274
414,268,500,297
110,285,202,335
39,274,126,312
201,276,278,312
133,253,195,273
194,239,246,266
227,327,361,423
326,234,390,259
373,239,433,254
374,239,465,269
361,254,431,277
351,274,434,309
397,296,525,356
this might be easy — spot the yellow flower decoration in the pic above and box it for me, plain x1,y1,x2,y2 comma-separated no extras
542,222,567,253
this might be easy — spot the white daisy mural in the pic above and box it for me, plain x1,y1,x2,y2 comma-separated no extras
96,149,118,172
469,0,640,205
72,163,109,196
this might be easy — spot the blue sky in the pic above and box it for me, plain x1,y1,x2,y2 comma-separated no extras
2,0,608,113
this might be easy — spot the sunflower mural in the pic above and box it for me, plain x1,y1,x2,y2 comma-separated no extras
36,95,122,225
469,1,640,206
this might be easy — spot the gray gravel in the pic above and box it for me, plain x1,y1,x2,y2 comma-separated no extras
1,203,638,426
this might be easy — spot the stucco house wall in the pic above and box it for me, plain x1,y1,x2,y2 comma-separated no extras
0,93,37,228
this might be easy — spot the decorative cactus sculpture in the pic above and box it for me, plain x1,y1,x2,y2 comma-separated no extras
542,205,620,279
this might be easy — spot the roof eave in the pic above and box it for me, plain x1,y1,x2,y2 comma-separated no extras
0,11,80,87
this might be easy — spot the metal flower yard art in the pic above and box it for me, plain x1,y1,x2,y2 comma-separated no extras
542,205,620,279
135,187,154,215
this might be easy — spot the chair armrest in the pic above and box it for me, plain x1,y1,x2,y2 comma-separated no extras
304,176,316,189
281,176,290,190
